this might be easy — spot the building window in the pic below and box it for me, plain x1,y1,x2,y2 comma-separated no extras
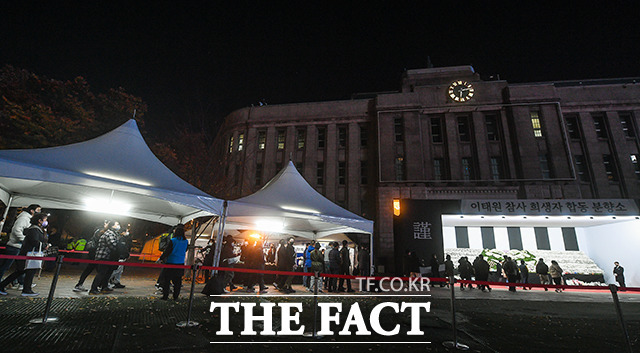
394,157,405,181
540,154,552,179
394,117,404,142
490,157,503,180
338,161,346,185
507,227,523,250
458,116,471,142
631,154,640,180
620,112,635,138
234,164,241,186
574,155,590,182
228,135,234,153
531,111,543,137
485,114,499,141
431,117,443,143
603,154,618,181
360,160,368,185
276,129,286,150
317,126,326,149
565,115,581,139
296,128,306,149
257,130,266,150
455,227,469,248
534,227,551,250
338,126,347,148
316,162,324,185
433,158,444,180
461,158,473,180
593,114,607,139
255,163,263,186
481,227,496,249
360,125,368,147
237,133,244,151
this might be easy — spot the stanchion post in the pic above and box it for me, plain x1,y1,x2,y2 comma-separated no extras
442,276,469,350
30,254,64,324
608,284,633,353
177,263,199,328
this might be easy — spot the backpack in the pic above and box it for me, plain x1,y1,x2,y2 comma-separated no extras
115,237,130,259
158,233,172,251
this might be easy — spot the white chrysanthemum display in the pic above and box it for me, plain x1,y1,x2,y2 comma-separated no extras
444,248,604,275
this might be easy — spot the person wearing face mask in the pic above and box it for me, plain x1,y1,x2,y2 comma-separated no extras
0,212,48,297
89,220,120,295
0,204,41,289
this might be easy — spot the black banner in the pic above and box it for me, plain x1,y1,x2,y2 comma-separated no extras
393,200,460,275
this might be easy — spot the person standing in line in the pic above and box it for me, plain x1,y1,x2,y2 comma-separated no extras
109,224,132,289
303,241,315,289
549,260,564,293
444,254,454,288
74,220,109,292
357,246,370,278
245,237,268,293
221,235,238,292
474,255,491,292
519,260,531,290
309,244,324,293
274,239,287,290
282,237,297,293
328,242,341,292
0,204,41,290
323,246,331,290
158,225,189,300
536,258,550,291
0,212,48,297
89,221,120,295
503,256,518,292
613,262,625,289
458,257,473,290
338,240,354,292
430,253,443,287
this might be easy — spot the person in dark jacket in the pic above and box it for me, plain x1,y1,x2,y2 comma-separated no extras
245,238,268,293
444,254,454,278
458,257,473,290
0,212,48,297
281,237,296,293
328,242,341,292
74,220,109,292
430,254,444,287
303,241,315,288
158,225,189,300
519,260,531,290
536,258,550,291
613,262,625,289
89,221,120,295
503,256,518,292
474,255,491,292
408,251,420,278
309,245,324,292
357,246,370,277
274,239,287,290
338,240,354,292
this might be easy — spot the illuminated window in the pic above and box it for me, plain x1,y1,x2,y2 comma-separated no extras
228,135,234,153
296,128,306,149
531,111,543,137
393,199,400,216
277,129,285,150
257,130,266,150
237,133,244,151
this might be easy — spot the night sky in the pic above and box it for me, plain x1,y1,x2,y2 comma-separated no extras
2,2,640,135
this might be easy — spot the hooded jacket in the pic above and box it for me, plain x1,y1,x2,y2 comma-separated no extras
7,211,32,248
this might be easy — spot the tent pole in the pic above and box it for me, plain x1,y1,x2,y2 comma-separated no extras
211,201,228,276
369,232,374,276
0,195,13,234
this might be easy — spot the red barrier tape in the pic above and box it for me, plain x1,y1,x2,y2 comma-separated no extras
58,249,146,257
0,254,638,292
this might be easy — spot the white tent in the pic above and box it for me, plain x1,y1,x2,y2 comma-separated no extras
0,120,223,226
211,161,374,273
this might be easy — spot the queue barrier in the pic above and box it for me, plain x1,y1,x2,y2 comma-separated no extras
0,254,637,351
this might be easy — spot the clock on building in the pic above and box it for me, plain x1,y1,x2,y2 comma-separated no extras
448,81,474,102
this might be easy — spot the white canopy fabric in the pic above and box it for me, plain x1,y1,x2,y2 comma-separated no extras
0,120,223,225
224,161,374,239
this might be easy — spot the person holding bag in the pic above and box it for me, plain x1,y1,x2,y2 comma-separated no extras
0,212,48,297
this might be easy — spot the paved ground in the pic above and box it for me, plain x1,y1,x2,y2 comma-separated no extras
0,264,638,352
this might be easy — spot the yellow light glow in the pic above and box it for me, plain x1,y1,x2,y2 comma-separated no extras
249,233,261,239
393,199,401,216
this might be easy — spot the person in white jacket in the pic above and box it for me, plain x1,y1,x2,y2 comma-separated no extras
0,204,41,288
